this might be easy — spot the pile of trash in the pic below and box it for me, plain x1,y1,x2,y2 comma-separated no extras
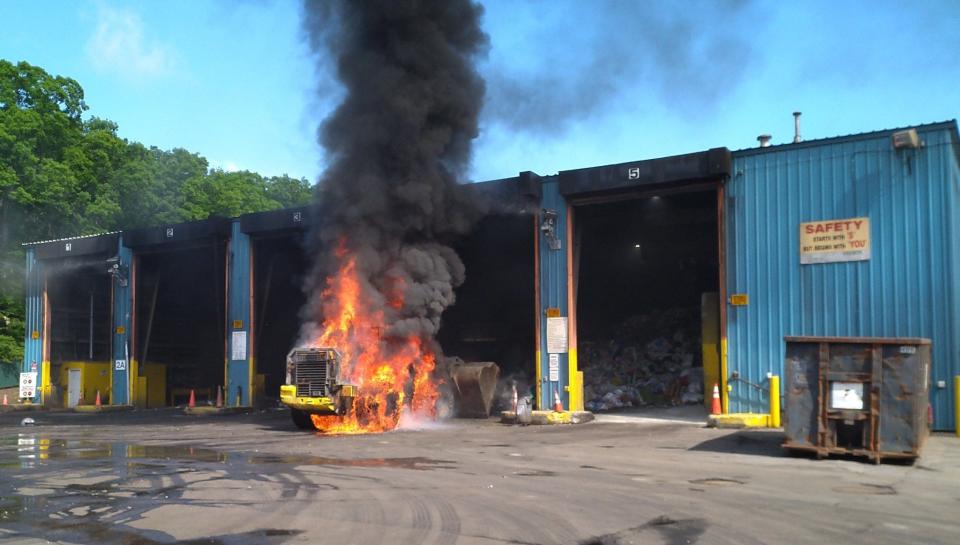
582,307,703,412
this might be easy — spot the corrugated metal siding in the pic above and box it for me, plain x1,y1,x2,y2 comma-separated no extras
726,124,960,430
22,248,44,402
538,177,569,410
110,240,133,405
227,221,252,406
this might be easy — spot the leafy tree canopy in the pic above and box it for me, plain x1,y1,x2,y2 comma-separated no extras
0,59,314,362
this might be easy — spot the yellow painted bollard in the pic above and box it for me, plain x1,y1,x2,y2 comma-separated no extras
954,376,959,438
769,375,781,428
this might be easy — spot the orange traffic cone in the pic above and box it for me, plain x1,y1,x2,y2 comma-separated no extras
95,390,102,408
553,390,563,412
216,385,223,408
188,389,196,408
711,384,722,415
2,393,8,406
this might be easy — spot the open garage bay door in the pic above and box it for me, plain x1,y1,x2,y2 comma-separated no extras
46,258,113,406
135,244,227,407
574,190,720,412
252,233,309,404
438,213,536,408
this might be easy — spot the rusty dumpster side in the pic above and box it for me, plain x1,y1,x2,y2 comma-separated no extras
783,336,930,463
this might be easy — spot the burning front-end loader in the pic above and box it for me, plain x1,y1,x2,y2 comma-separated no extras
280,347,357,429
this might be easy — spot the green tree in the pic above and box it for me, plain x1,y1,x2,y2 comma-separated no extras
264,174,312,208
0,60,92,248
0,294,24,362
180,170,278,220
0,59,314,362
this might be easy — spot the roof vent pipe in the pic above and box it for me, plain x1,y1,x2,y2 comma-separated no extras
757,134,772,147
793,111,802,143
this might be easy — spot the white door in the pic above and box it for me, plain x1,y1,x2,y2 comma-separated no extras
67,369,81,408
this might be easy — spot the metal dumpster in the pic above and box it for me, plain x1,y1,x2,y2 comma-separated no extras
783,336,930,462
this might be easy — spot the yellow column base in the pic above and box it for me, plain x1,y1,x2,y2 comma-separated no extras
769,375,781,428
707,413,772,428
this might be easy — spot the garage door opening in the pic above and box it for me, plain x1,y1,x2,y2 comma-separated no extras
438,213,536,404
46,258,112,406
574,189,720,412
253,233,309,404
135,244,226,407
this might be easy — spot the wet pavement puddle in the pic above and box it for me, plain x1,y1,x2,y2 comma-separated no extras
0,432,454,544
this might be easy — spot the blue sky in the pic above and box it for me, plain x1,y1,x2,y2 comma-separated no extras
1,0,958,183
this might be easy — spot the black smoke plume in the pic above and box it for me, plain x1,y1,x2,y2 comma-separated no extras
300,1,488,346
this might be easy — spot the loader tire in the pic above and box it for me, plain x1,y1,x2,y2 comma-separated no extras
290,409,315,430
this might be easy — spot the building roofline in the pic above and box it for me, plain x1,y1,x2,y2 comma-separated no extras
557,147,731,198
22,231,120,247
732,119,960,160
20,119,960,248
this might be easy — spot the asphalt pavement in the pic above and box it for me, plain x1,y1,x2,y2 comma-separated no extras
1,408,958,545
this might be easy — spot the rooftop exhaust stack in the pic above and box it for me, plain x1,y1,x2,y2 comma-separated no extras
793,111,802,143
757,134,772,148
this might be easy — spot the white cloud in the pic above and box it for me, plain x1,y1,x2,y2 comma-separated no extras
224,161,240,173
86,5,174,79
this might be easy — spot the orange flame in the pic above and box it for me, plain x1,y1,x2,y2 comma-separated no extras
309,240,440,434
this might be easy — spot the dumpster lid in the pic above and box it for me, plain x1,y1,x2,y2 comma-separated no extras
784,336,931,345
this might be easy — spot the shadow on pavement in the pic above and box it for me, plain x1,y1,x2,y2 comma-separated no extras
688,429,787,458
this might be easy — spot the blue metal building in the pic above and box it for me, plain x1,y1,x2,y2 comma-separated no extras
20,119,960,430
531,120,960,430
725,121,960,430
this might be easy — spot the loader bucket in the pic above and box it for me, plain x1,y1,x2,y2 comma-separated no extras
451,361,500,418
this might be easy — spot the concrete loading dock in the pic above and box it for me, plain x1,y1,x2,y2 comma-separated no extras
17,121,960,431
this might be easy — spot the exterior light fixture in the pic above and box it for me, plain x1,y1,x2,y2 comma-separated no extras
106,256,129,287
540,209,561,250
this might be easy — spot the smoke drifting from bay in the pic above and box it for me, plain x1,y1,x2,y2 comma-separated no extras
300,0,488,347
481,0,762,133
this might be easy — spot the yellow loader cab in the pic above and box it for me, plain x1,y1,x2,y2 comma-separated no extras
279,347,357,429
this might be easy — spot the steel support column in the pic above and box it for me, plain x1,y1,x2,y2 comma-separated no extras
22,248,46,403
110,239,134,405
226,221,252,406
537,178,579,410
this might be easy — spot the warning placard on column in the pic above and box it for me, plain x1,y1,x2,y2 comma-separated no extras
546,317,568,353
548,353,560,381
800,217,870,264
231,331,247,361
